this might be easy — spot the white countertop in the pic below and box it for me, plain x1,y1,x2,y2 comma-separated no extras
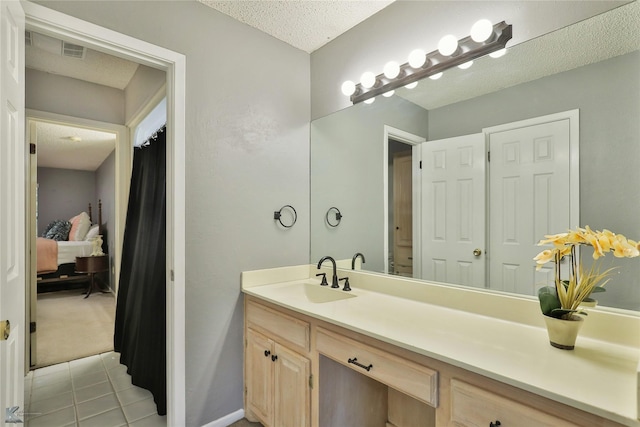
242,265,640,426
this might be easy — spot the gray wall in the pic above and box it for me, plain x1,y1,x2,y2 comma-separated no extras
427,51,640,310
37,167,96,236
311,96,428,271
32,1,310,425
26,68,125,124
310,1,628,119
96,151,115,288
124,64,166,123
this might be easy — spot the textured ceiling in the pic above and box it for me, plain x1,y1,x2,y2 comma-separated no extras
35,122,116,172
198,0,395,53
26,33,126,171
26,32,139,90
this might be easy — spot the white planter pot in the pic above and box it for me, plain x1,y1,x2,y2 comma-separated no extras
543,314,585,350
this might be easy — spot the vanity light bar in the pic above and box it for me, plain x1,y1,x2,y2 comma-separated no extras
349,21,512,105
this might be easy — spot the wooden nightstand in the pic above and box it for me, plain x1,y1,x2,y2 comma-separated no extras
75,255,109,298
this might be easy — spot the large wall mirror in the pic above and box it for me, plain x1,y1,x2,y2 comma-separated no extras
310,3,640,312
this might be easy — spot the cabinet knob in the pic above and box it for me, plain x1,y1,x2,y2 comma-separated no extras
271,354,278,362
490,421,501,427
264,350,270,357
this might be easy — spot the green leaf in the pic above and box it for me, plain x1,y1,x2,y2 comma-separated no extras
538,286,561,316
589,287,607,294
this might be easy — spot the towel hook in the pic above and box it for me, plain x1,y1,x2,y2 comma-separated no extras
326,207,342,227
274,205,297,228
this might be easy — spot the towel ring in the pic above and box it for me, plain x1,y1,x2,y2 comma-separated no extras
274,205,297,228
326,207,342,227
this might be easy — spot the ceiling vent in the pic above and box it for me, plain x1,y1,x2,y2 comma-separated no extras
62,41,86,59
25,30,32,46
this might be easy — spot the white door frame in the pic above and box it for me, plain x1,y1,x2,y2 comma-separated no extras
383,125,426,276
22,3,186,425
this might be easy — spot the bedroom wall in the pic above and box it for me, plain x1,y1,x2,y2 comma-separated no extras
26,68,125,124
31,1,310,425
37,167,96,236
96,151,116,288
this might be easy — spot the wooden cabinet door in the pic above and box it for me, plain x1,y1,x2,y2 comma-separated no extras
246,329,274,426
274,343,311,427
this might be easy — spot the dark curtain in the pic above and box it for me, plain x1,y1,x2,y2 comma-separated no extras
114,127,167,415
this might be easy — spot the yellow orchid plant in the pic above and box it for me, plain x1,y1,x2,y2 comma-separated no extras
534,226,640,319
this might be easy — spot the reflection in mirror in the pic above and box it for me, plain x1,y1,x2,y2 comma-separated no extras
310,3,640,311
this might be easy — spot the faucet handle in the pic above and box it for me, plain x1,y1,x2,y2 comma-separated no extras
315,273,329,286
339,277,352,292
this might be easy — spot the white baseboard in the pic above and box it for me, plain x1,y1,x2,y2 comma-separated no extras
201,409,245,427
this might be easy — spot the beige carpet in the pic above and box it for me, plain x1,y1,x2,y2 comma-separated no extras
36,289,115,368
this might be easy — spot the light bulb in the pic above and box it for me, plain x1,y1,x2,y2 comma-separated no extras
458,61,473,70
382,90,395,97
404,82,418,89
408,49,426,68
364,97,376,104
341,80,356,96
489,48,507,58
383,61,400,79
438,35,458,56
360,71,377,89
429,72,443,80
471,19,493,43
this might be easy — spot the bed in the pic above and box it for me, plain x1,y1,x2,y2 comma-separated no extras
36,201,104,288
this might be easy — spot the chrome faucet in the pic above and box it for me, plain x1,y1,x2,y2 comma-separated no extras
352,252,366,270
317,256,339,288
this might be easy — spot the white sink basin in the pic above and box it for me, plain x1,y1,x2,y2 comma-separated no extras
276,282,357,303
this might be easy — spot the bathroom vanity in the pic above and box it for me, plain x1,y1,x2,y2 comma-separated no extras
242,265,640,427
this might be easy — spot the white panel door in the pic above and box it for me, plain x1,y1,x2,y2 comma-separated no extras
421,133,486,287
488,119,571,295
0,0,25,424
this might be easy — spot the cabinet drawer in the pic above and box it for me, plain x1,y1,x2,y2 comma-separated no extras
246,301,310,352
450,379,580,427
316,328,438,407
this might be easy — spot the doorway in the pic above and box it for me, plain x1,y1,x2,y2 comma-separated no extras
22,2,186,423
390,141,413,276
27,115,119,368
383,125,426,277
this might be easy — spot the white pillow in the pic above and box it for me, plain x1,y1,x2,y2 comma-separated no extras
85,224,100,241
69,211,91,241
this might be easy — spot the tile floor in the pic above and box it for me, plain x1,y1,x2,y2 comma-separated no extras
23,351,166,427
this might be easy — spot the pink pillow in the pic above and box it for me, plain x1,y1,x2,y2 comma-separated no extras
68,211,91,241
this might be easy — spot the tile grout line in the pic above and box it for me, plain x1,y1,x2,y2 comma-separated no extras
26,352,164,427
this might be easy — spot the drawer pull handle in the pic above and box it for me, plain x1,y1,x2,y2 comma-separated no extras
489,421,501,427
264,350,271,357
348,357,372,372
271,354,278,362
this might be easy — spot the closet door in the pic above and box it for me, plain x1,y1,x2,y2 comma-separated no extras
488,117,571,294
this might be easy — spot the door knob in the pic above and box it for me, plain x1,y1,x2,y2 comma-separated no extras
473,248,482,257
0,320,9,341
